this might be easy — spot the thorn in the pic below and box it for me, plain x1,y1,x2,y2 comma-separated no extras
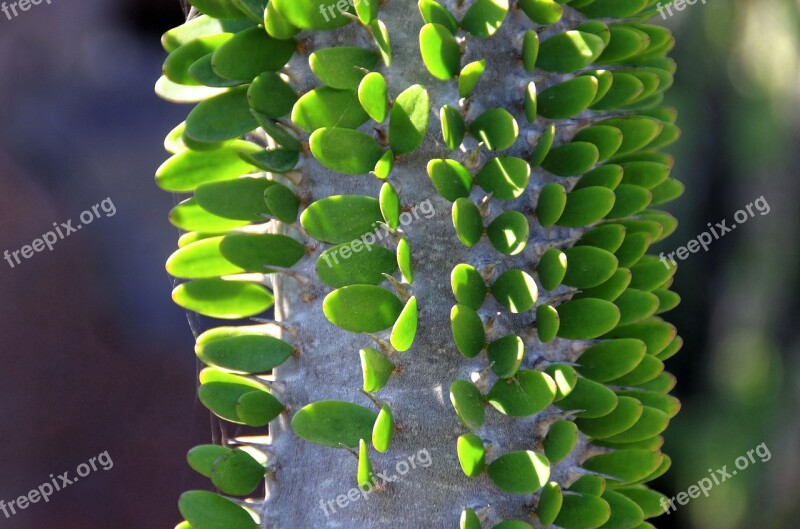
266,266,311,285
480,263,498,283
283,171,304,186
466,142,483,170
365,333,393,356
479,194,493,218
250,318,299,338
382,273,412,301
361,390,386,410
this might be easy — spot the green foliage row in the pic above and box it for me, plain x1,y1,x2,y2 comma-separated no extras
155,0,683,527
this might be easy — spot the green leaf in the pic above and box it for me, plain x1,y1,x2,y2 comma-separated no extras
167,237,246,279
604,317,676,356
397,238,414,284
193,0,246,18
541,142,599,177
555,377,618,418
469,108,519,151
196,326,294,373
519,0,562,24
194,177,272,221
574,126,624,162
264,1,300,39
310,47,378,90
569,474,606,495
428,159,472,201
450,304,486,358
323,285,404,332
272,0,355,30
372,404,394,453
199,370,280,423
545,363,578,401
582,449,663,485
599,491,645,529
476,157,531,199
487,211,529,256
370,19,392,66
237,387,284,426
419,0,458,33
487,450,550,495
178,491,258,529
522,30,540,72
576,339,646,382
557,186,616,227
450,379,486,428
169,199,250,233
537,31,605,73
557,298,621,339
309,128,384,175
614,289,660,326
390,84,430,154
553,493,611,529
457,433,485,477
538,76,598,119
577,223,627,252
536,183,567,228
491,269,538,313
239,148,299,174
187,445,232,478
620,162,670,189
451,264,487,310
462,0,509,39
530,123,556,167
291,401,378,448
210,449,265,496
604,406,669,443
358,439,373,489
537,249,567,291
452,198,484,247
492,522,533,529
301,195,382,244
293,87,370,132
575,396,643,438
173,279,273,319
355,0,379,22
487,335,525,378
562,246,619,289
538,482,564,525
247,72,297,118
390,296,418,352
524,81,537,122
164,34,233,86
536,304,560,343
441,105,466,150
219,233,305,271
459,60,487,98
419,23,461,80
263,183,300,223
360,347,395,392
211,27,296,80
316,243,398,287
487,370,556,416
374,150,395,179
251,111,301,149
597,26,651,64
162,16,254,53
461,508,482,529
358,72,389,122
185,87,257,143
544,420,578,463
379,182,401,229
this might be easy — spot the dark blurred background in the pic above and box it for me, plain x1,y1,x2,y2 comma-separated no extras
0,1,797,528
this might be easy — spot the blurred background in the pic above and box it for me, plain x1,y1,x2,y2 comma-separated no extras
0,0,797,527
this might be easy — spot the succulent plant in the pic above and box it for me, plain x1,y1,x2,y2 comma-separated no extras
156,0,682,527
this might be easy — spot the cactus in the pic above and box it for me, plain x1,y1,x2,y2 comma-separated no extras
156,0,682,527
